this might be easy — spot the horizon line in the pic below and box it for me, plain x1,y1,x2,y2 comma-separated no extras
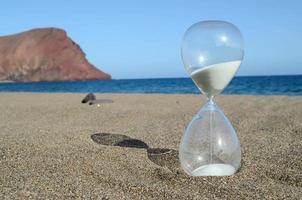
112,74,302,80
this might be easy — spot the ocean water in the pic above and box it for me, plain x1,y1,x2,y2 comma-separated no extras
0,75,301,95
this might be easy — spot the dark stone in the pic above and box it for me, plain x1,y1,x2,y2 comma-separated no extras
81,93,96,103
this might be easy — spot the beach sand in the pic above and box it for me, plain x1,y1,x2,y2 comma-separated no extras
0,93,301,199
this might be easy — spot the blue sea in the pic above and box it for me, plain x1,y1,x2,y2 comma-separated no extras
0,75,301,95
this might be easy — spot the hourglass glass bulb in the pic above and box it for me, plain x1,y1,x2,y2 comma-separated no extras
179,21,244,176
179,100,241,176
181,20,244,98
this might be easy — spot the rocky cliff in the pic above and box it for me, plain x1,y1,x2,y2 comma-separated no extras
0,28,111,82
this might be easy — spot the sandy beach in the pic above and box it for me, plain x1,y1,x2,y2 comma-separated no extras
0,93,301,199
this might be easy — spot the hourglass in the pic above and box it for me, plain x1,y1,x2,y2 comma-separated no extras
179,21,244,176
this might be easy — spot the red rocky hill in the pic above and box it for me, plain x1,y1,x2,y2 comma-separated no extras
0,28,111,82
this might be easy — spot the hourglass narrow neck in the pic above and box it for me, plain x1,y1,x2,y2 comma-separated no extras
198,97,217,115
208,96,215,103
206,96,216,111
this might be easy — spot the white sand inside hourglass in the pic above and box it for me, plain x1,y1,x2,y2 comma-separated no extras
190,60,241,97
192,164,236,176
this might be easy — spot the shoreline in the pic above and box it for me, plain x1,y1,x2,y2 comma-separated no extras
0,92,301,97
0,75,301,96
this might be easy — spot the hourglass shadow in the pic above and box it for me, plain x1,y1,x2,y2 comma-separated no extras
91,133,148,149
147,148,180,173
90,133,180,172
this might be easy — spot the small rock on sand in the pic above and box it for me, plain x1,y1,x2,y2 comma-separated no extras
81,93,96,103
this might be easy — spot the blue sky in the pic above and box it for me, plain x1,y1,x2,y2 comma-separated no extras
1,0,302,79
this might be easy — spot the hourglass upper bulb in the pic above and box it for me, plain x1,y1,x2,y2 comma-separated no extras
181,20,244,97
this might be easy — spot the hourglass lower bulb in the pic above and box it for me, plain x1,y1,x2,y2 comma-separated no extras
179,21,244,176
